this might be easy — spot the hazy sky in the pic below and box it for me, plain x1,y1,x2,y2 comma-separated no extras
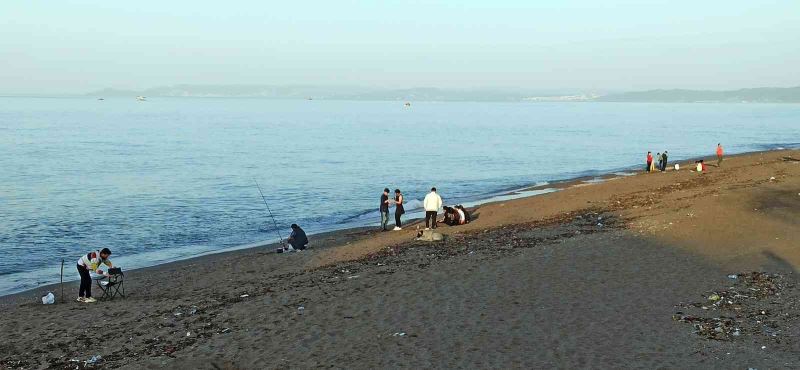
2,0,799,94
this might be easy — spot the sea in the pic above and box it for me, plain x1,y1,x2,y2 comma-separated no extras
2,97,799,296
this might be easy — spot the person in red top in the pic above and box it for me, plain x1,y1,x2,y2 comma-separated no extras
716,143,724,167
646,151,653,172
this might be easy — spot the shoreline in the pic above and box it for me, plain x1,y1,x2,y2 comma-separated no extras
3,145,793,302
1,148,798,369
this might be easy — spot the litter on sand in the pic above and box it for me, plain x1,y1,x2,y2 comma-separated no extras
41,292,55,305
240,294,249,298
392,332,407,337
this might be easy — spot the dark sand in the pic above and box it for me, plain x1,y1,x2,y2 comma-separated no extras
2,149,799,369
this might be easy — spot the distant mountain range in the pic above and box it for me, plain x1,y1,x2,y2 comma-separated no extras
86,85,800,103
595,87,800,103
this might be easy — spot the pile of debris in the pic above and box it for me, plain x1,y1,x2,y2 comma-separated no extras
673,272,796,342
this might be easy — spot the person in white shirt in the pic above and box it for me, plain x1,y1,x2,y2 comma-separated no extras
423,187,443,229
76,248,112,303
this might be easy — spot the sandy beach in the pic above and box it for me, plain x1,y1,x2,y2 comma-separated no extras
2,149,799,369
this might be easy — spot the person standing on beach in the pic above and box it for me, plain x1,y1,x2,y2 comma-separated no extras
646,151,653,173
661,151,668,172
380,188,390,231
423,187,443,229
656,153,662,172
716,143,724,167
76,248,113,303
393,189,405,230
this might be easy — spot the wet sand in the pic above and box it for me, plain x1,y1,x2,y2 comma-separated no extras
2,149,799,369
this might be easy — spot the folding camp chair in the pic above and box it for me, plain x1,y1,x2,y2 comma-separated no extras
96,268,125,300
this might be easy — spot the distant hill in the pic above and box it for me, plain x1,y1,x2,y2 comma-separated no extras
87,85,800,103
595,87,800,103
86,85,589,102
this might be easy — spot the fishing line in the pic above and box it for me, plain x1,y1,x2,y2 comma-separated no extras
253,179,284,246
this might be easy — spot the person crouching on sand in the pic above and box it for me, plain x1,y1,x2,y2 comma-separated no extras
76,248,112,303
423,187,442,229
286,224,308,251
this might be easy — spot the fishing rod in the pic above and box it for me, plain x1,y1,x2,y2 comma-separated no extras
253,179,285,246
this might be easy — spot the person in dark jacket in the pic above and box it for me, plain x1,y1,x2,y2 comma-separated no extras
661,151,668,172
393,189,405,230
379,188,390,231
286,224,308,251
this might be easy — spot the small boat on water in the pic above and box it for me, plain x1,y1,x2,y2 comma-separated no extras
97,98,104,101
404,102,411,107
136,96,146,101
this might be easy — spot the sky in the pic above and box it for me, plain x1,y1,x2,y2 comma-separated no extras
1,0,799,94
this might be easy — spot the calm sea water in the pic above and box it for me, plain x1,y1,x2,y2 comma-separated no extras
1,97,798,295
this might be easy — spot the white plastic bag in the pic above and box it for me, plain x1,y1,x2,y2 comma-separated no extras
42,292,55,305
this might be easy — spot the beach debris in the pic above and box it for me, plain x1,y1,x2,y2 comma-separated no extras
189,305,198,315
392,332,407,337
84,355,103,365
221,328,231,333
41,292,55,305
347,275,360,279
674,272,794,342
769,176,776,181
240,294,249,298
186,332,191,337
297,306,305,315
173,312,183,317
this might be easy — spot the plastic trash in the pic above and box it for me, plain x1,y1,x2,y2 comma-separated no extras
708,294,721,301
297,306,305,315
239,294,249,298
727,274,738,279
674,164,680,171
41,292,55,305
85,355,102,365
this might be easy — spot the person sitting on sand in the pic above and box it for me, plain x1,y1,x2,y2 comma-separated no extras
286,224,308,251
76,248,113,303
695,160,706,173
456,205,471,223
441,206,456,225
455,206,467,225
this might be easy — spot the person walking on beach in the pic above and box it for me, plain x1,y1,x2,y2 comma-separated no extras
393,189,405,230
380,188,390,231
76,248,113,303
646,151,653,173
661,151,668,172
423,187,443,229
716,143,724,167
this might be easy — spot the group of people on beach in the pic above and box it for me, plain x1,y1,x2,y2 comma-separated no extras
645,151,669,172
380,187,470,231
646,144,725,173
